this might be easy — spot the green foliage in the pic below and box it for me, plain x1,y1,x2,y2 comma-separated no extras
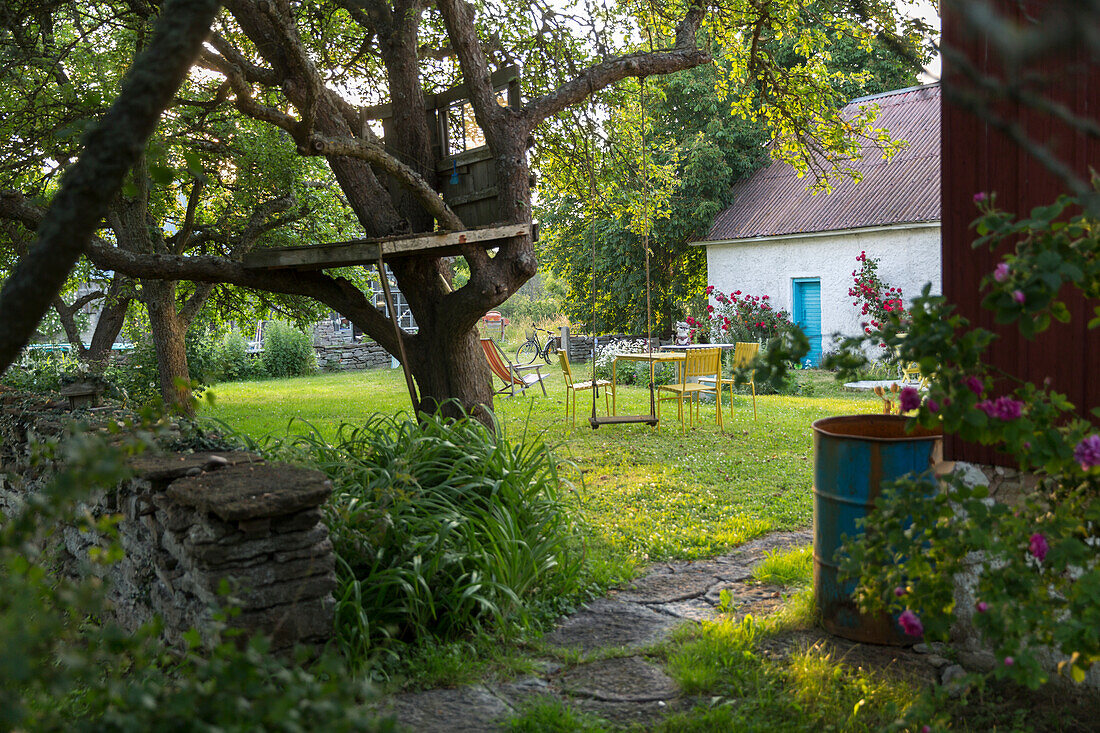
662,615,918,731
505,698,611,732
105,339,160,406
825,189,1100,690
264,410,585,675
105,328,218,406
261,321,317,379
0,349,83,392
537,14,927,336
0,415,391,732
751,545,813,587
215,331,264,382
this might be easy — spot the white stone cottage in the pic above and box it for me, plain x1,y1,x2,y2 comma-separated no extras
695,84,942,365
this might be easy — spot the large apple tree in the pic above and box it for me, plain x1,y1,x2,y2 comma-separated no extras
1,0,930,417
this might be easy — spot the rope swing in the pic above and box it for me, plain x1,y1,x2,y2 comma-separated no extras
588,75,658,429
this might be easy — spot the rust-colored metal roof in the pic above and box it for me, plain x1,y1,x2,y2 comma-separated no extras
704,84,941,242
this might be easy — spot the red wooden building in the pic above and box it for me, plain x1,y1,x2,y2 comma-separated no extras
941,0,1100,465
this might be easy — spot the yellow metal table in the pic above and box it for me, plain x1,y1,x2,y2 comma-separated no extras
611,351,685,416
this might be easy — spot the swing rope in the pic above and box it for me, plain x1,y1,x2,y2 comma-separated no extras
587,74,657,428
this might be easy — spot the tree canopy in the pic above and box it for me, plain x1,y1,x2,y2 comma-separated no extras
536,6,933,335
0,0,936,414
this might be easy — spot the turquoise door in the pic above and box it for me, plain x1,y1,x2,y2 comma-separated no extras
793,278,822,367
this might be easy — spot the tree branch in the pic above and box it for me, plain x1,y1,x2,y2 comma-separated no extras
0,0,221,374
436,0,506,138
306,134,463,229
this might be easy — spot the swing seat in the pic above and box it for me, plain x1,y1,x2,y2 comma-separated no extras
589,415,659,428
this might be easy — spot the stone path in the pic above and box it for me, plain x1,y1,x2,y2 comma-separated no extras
376,529,814,730
378,528,947,730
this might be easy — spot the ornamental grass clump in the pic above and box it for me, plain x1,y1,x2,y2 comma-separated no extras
282,410,584,673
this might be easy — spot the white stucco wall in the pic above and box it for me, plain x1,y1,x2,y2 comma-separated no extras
702,223,941,355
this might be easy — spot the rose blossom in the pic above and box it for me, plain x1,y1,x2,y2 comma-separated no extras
899,386,921,412
1013,290,1026,304
894,586,906,598
963,376,984,395
1029,533,1049,562
974,192,987,203
976,601,989,613
1073,434,1100,471
976,396,1024,420
898,609,923,637
993,262,1010,282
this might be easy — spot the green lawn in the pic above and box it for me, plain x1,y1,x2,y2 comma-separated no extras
201,366,880,572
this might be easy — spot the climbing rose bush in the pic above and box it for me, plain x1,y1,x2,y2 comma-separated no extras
813,190,1100,691
702,286,794,344
848,251,908,337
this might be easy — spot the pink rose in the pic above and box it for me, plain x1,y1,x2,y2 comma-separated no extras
1028,533,1049,562
993,263,1010,282
963,376,984,395
1073,434,1100,471
899,386,921,412
898,609,923,637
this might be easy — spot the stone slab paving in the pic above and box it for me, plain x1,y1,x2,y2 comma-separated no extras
383,528,938,732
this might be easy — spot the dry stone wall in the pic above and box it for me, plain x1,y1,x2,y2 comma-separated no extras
312,319,392,370
0,391,337,653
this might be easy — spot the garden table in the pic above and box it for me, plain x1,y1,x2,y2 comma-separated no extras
610,351,684,415
659,343,739,351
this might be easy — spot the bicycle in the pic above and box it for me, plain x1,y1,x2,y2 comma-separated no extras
516,324,557,365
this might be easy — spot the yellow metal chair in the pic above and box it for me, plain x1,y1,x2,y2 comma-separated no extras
558,351,613,427
698,342,759,421
658,347,722,433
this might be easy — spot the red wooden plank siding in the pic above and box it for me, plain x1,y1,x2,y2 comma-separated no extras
941,0,1100,465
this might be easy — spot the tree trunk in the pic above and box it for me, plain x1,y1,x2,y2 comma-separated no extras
143,279,192,415
405,321,493,422
85,277,133,368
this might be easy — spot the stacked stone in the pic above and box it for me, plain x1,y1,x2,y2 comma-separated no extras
314,342,391,371
125,453,337,652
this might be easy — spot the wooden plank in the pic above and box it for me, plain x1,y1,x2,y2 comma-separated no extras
589,415,659,428
242,223,530,270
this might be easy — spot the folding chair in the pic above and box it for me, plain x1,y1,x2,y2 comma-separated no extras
480,338,547,396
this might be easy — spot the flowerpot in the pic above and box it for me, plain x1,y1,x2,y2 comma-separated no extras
811,414,942,645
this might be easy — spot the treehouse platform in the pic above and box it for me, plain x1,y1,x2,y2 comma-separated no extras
242,222,530,270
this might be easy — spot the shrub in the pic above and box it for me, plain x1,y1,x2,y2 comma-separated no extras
105,338,160,406
261,321,317,378
271,410,585,674
814,190,1100,690
1,349,82,392
216,331,261,382
848,251,908,338
699,288,794,344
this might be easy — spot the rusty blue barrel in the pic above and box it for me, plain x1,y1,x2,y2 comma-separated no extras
812,414,942,645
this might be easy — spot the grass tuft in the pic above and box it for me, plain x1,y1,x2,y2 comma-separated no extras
752,545,813,587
